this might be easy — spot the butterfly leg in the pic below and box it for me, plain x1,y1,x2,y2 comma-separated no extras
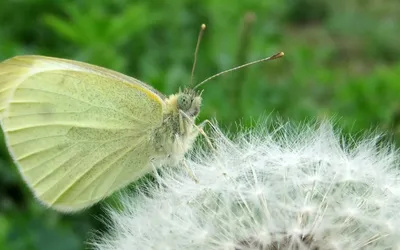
182,160,199,183
193,119,217,150
179,110,215,150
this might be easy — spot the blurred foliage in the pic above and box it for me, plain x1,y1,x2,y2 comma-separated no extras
1,0,400,249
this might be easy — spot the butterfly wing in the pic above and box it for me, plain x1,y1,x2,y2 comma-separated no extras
0,56,165,212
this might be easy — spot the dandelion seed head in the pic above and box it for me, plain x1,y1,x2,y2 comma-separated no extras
93,121,400,250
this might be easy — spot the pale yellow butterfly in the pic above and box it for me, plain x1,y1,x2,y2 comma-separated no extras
0,24,284,212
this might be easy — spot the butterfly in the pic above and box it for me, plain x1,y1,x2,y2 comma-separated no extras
0,24,284,212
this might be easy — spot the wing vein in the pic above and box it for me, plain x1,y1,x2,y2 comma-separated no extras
16,87,136,120
34,141,104,191
21,142,76,171
13,134,67,151
65,141,141,203
6,123,134,132
51,137,141,204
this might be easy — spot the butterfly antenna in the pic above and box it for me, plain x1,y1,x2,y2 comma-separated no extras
193,51,284,90
190,24,206,87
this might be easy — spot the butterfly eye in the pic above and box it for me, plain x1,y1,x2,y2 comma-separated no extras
177,94,192,111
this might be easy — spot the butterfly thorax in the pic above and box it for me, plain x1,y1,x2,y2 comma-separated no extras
152,89,202,165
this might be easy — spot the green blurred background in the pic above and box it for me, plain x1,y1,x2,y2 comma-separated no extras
1,0,400,249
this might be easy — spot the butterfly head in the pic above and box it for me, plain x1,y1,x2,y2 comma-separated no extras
176,88,202,118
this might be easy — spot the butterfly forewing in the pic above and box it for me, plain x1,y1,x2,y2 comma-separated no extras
0,56,164,212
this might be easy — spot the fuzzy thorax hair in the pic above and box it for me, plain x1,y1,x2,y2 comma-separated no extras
164,88,202,117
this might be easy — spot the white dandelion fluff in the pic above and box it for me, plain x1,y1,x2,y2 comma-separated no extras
93,121,400,250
